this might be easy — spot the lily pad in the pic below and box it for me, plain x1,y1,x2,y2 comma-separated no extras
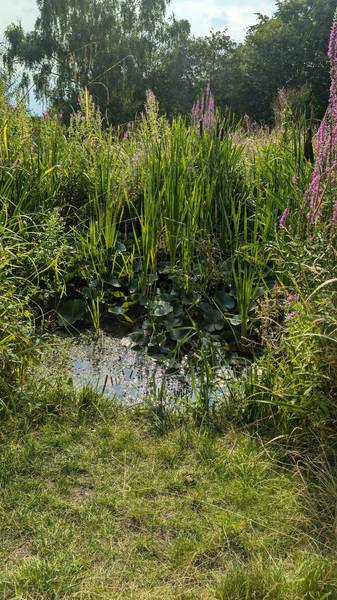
129,330,146,345
203,321,224,333
170,328,190,342
128,282,139,294
150,300,174,317
214,289,236,311
57,299,87,327
163,316,183,329
228,315,242,326
108,305,126,316
105,276,122,288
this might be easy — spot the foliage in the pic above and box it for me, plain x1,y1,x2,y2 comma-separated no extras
0,74,317,394
306,9,337,223
2,0,337,123
3,0,191,124
0,383,335,599
1,12,337,600
230,0,336,122
234,16,337,438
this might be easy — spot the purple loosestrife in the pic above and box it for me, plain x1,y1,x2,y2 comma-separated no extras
279,207,290,228
306,10,337,224
192,84,215,133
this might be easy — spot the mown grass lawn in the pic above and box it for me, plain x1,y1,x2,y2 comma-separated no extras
1,388,336,599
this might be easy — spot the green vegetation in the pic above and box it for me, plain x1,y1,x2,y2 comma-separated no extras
1,7,337,596
1,386,337,599
0,87,314,364
0,82,336,597
2,0,336,123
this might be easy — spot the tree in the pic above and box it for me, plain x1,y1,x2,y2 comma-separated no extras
149,30,237,116
230,0,336,122
3,0,336,124
4,0,188,123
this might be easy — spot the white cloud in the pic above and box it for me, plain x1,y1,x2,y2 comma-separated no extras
170,0,276,40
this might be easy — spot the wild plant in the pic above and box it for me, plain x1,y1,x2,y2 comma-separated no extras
306,9,337,224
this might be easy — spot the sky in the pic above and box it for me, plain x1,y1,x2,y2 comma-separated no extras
171,0,275,40
0,0,276,43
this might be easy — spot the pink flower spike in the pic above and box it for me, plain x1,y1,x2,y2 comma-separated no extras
279,207,290,228
306,11,337,225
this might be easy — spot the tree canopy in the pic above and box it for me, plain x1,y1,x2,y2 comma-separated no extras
2,0,336,123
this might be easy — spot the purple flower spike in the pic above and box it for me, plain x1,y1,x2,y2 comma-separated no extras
279,207,290,228
191,83,216,133
306,11,337,224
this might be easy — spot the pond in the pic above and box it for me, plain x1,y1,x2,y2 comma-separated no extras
39,329,249,405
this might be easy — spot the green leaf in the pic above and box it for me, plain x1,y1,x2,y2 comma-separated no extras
105,277,122,288
108,305,126,316
228,315,242,326
57,299,86,326
80,286,99,300
148,345,168,359
116,241,127,253
129,330,146,345
170,328,190,342
254,286,266,299
214,289,236,310
129,282,139,294
204,321,224,333
150,300,174,317
199,302,213,315
163,316,183,329
181,291,195,305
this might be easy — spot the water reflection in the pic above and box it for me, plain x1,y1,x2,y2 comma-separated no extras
67,330,188,403
42,330,247,405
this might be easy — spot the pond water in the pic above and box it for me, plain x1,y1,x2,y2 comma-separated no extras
67,330,189,403
41,329,248,405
